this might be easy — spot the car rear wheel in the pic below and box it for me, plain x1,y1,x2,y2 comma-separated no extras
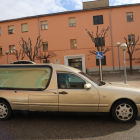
112,100,137,123
0,100,11,120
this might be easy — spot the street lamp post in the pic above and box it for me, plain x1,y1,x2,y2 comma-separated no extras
116,42,121,77
120,43,127,84
5,51,9,64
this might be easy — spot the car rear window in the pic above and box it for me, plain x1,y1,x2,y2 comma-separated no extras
0,67,52,90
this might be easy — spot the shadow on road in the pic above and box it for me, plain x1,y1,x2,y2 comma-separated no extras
0,111,138,139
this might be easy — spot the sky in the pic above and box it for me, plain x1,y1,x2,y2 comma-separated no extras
0,0,140,21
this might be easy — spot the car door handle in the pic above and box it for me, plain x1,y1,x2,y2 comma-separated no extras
59,91,68,94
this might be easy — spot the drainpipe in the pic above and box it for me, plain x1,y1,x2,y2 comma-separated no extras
109,7,114,71
37,16,41,63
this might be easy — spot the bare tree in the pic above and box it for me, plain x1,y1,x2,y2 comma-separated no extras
19,36,42,62
85,26,110,54
85,26,111,79
36,51,56,63
124,34,140,74
14,49,25,60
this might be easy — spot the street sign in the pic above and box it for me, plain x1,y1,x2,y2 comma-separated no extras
96,51,103,81
96,51,104,59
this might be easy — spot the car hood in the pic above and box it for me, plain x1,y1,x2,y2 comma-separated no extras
96,82,140,105
102,82,140,92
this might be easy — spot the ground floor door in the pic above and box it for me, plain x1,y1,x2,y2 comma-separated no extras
64,54,86,72
68,58,82,71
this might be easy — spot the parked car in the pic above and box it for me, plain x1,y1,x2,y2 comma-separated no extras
0,64,140,122
12,60,35,64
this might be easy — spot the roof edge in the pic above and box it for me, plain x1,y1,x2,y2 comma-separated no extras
0,3,140,23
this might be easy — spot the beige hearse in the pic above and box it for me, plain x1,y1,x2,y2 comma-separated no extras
0,64,140,122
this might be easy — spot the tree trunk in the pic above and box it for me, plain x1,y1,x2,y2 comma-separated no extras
45,58,48,63
129,54,133,74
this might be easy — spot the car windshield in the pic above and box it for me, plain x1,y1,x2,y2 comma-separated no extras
79,72,102,86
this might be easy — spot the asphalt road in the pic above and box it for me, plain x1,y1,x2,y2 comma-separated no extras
0,111,140,140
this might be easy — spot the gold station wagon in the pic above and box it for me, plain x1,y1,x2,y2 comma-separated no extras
0,64,140,123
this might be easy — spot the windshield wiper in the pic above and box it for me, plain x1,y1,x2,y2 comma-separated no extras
99,80,106,85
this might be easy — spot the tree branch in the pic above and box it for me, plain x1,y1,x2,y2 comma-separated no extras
86,26,110,55
103,48,111,54
88,50,96,55
36,51,57,62
19,36,43,62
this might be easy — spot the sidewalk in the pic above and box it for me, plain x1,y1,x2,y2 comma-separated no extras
92,73,140,88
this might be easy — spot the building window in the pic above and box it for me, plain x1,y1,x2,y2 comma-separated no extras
8,25,14,34
0,47,2,55
0,28,1,35
23,44,29,52
43,42,48,51
93,15,103,25
41,21,48,30
95,37,105,47
70,39,77,49
126,13,133,22
21,23,28,32
9,45,15,54
96,56,106,66
69,17,76,27
128,34,135,44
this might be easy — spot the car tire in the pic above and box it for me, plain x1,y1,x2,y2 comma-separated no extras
0,100,11,120
112,100,137,123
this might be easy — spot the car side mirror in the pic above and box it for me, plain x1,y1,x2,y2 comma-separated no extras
84,84,91,90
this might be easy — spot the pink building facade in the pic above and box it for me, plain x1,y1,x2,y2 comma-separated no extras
0,2,140,72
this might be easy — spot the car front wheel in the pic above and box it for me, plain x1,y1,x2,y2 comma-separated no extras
0,100,11,120
112,100,137,123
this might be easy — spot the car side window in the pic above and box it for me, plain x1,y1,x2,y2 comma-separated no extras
57,73,86,89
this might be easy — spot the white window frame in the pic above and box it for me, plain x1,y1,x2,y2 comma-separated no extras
64,54,86,72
